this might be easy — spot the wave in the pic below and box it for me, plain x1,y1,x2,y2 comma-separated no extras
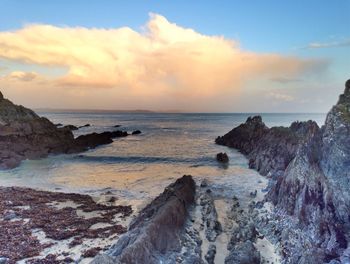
73,154,215,165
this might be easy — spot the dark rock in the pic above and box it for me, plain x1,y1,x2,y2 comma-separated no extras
205,244,216,264
131,130,141,135
114,125,121,127
0,92,131,169
82,247,102,258
79,124,90,128
74,130,128,150
63,124,78,131
54,123,63,127
216,115,318,179
92,175,196,264
199,190,222,242
225,241,260,264
216,152,229,163
0,93,77,169
249,190,257,198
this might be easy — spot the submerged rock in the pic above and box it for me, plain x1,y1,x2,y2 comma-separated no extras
78,124,90,128
131,130,142,135
92,175,196,264
63,124,78,131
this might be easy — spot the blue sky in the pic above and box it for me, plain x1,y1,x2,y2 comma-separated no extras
2,0,349,52
0,1,349,112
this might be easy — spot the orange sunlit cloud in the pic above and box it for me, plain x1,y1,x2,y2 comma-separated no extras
0,13,327,111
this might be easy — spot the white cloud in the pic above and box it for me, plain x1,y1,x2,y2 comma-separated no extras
0,13,328,110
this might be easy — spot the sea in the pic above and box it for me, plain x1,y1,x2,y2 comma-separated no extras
0,112,326,208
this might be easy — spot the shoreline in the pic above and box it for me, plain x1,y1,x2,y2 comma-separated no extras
0,174,281,263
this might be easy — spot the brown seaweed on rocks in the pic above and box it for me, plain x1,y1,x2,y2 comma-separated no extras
0,187,132,263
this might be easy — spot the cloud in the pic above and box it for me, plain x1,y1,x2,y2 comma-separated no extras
304,39,350,49
3,71,38,82
0,13,328,110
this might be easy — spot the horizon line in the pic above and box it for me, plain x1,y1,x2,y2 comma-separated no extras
34,108,327,115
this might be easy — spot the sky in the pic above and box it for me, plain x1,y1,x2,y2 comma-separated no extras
0,0,349,112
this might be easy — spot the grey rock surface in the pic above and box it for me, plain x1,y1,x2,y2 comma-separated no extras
217,80,350,263
92,175,196,264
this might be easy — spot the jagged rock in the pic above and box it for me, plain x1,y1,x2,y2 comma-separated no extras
205,244,216,264
218,80,350,263
63,124,78,131
216,152,229,163
199,189,222,242
132,130,141,135
216,116,319,179
225,241,260,264
78,124,90,128
92,175,195,264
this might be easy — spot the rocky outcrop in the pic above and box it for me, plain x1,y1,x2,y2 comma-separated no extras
217,80,350,263
0,94,77,169
216,116,319,179
0,92,129,169
74,131,128,150
92,175,196,264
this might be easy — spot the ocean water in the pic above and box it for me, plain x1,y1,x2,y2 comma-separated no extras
0,112,326,207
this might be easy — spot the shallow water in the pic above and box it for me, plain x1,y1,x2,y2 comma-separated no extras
0,112,326,204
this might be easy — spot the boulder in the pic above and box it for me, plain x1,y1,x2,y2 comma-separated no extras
132,130,142,135
216,152,229,163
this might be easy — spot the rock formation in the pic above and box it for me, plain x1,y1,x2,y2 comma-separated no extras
216,80,350,263
131,130,142,135
92,175,196,264
216,116,319,179
216,152,229,163
0,92,129,169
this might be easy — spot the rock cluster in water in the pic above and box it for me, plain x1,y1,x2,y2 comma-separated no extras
216,80,350,263
0,92,138,169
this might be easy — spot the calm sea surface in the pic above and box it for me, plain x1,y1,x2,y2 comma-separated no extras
0,113,326,206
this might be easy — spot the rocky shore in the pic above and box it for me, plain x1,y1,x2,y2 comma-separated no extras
0,187,132,263
216,80,350,264
0,91,139,169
